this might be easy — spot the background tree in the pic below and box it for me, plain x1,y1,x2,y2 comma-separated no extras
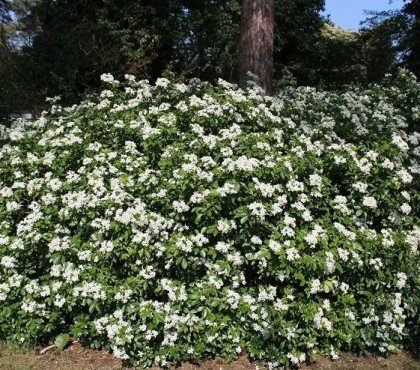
363,0,420,78
310,24,367,88
402,0,420,76
0,0,41,118
239,0,275,94
28,0,185,103
21,0,240,105
300,23,395,88
360,23,396,83
174,0,240,82
273,0,325,85
0,0,413,119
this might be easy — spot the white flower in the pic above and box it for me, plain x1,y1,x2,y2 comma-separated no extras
99,241,114,253
405,228,419,254
400,203,411,214
1,256,16,268
401,191,410,200
310,279,321,294
309,173,322,187
6,201,20,212
268,240,281,253
381,158,395,169
304,226,324,247
0,187,13,197
251,236,263,245
100,90,114,99
325,252,335,273
271,195,287,215
192,233,209,246
48,237,70,253
357,158,372,173
396,272,407,289
333,195,350,214
54,296,66,307
0,236,10,246
100,73,117,84
392,134,409,151
73,282,106,300
217,220,236,234
112,347,130,360
248,202,266,220
396,169,413,184
285,247,300,261
253,178,276,197
173,200,190,213
190,191,206,203
353,182,368,193
369,258,383,270
362,196,377,209
340,282,349,293
381,229,395,247
77,250,92,261
176,238,193,253
286,179,304,192
155,78,170,88
215,242,230,254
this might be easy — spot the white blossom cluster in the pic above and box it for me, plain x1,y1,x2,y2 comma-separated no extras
0,71,419,368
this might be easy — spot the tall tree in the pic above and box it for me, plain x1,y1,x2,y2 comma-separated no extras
0,0,41,119
173,0,240,82
274,0,324,86
404,0,420,76
239,0,275,95
363,0,420,78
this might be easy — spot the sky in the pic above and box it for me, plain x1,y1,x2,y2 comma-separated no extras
323,0,405,30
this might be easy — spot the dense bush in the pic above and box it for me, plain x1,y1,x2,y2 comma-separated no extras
0,71,419,368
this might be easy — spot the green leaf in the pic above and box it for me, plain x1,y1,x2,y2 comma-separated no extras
54,333,70,351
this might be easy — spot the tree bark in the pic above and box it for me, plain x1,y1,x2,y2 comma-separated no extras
409,0,420,76
239,0,274,95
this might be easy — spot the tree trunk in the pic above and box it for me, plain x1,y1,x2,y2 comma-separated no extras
410,0,420,76
239,0,274,95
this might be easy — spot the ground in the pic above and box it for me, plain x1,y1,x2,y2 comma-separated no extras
0,342,419,370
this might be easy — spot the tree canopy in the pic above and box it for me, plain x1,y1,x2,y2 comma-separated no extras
0,0,418,118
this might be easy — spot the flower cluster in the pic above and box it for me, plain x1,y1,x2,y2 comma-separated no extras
0,71,419,368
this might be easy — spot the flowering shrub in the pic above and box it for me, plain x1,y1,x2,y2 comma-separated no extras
0,71,419,368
